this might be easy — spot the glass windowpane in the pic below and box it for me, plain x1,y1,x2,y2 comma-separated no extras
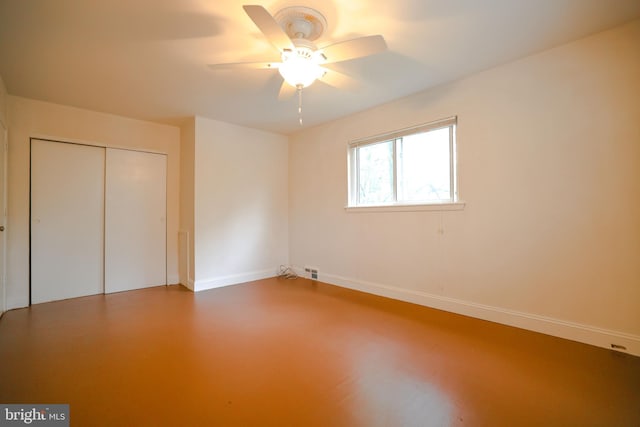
357,141,394,205
397,127,451,202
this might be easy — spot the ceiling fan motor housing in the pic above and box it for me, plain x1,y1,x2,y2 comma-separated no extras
274,6,327,41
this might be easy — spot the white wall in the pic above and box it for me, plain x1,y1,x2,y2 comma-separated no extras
192,116,289,291
6,96,181,309
289,20,640,354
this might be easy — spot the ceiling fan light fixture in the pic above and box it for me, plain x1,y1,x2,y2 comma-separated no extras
278,47,324,88
207,5,388,125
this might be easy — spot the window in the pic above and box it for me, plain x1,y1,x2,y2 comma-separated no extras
348,117,458,208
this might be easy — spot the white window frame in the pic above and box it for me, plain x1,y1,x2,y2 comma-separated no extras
347,116,464,212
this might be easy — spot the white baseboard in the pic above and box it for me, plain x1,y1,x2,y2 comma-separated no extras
6,296,28,310
293,267,640,357
194,268,277,292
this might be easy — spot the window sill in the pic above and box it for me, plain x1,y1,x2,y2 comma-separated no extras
345,202,466,213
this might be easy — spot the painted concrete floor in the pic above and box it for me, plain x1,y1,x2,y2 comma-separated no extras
1,277,639,426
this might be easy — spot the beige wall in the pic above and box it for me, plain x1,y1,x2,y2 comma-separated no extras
179,118,195,289
0,75,7,128
6,96,181,308
0,76,6,316
192,116,289,290
289,20,640,354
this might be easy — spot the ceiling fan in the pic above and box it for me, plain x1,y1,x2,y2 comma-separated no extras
208,5,388,124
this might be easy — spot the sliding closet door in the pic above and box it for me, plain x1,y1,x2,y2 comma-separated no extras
105,149,166,293
31,139,105,304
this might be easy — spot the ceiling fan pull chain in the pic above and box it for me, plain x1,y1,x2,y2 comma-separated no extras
297,84,303,126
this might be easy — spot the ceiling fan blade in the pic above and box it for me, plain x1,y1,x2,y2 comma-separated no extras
320,35,387,64
317,67,360,90
243,5,293,53
278,81,297,100
208,61,280,70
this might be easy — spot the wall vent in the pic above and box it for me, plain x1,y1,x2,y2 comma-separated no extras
304,266,319,280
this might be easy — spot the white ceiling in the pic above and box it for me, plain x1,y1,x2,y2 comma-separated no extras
1,0,639,135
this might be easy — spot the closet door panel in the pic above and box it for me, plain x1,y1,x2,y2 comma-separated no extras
105,149,166,293
31,140,105,304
